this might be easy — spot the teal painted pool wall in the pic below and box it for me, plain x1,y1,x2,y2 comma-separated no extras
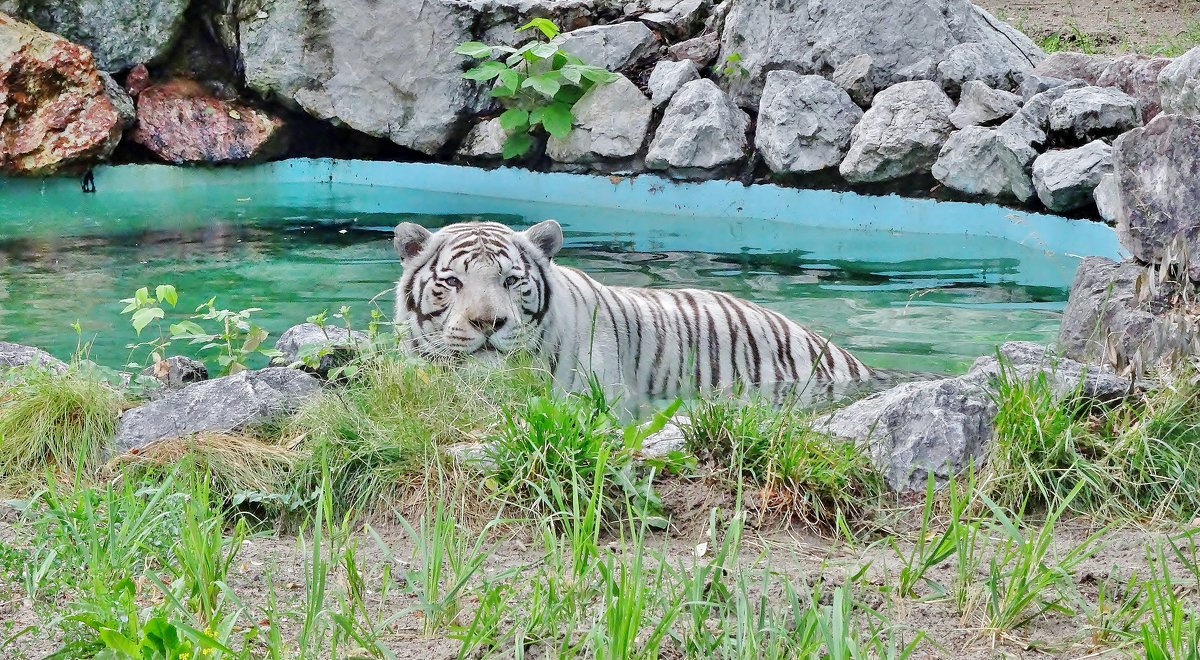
0,158,1124,264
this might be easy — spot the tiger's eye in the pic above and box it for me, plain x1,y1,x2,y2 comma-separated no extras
444,276,463,289
504,275,520,287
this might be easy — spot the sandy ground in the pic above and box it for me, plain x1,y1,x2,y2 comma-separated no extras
981,0,1200,52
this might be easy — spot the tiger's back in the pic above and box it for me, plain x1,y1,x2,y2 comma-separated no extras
540,265,872,405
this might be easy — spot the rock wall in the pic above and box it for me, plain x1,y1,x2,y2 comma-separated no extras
2,0,1200,235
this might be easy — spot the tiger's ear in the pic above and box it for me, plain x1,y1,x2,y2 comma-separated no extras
394,223,432,262
523,219,563,259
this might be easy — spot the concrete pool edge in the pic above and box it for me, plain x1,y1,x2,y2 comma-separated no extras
0,158,1124,261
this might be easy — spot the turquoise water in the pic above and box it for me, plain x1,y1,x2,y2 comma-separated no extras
0,174,1080,374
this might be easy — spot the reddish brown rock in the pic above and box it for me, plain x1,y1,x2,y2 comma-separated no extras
0,14,123,175
124,63,150,98
131,79,288,164
1097,54,1172,123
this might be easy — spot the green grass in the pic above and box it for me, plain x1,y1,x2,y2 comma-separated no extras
0,366,125,486
985,358,1200,519
8,344,1200,657
284,352,544,513
683,396,884,527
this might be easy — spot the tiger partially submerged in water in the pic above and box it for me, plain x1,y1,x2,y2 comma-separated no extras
393,219,873,407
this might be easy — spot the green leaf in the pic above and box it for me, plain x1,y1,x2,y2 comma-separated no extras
131,307,164,335
531,42,559,59
155,284,178,307
463,60,508,81
499,108,530,133
558,64,583,85
725,51,742,63
517,17,560,40
493,68,520,97
580,66,619,84
522,72,561,99
502,132,534,159
528,106,546,126
134,286,151,305
454,41,493,58
540,102,574,138
553,85,586,105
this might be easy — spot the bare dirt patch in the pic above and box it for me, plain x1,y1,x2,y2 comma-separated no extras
981,0,1200,54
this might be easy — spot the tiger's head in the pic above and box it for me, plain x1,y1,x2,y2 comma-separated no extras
393,220,563,359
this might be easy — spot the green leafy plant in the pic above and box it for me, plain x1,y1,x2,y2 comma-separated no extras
172,297,281,376
456,18,619,158
718,51,748,80
120,285,281,376
120,284,179,367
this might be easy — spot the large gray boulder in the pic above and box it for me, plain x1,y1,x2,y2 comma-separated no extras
1032,52,1112,85
936,41,1031,96
1112,114,1200,282
823,376,993,493
1097,54,1171,123
229,0,490,155
949,81,1022,129
755,71,862,174
274,323,369,378
1032,140,1113,212
11,0,189,71
717,0,1042,107
839,80,955,183
112,367,322,454
932,126,1037,202
999,79,1087,148
548,75,652,164
647,59,699,108
553,22,659,72
1159,46,1200,117
0,342,66,374
1058,256,1200,374
1048,86,1141,144
832,54,875,107
645,78,749,175
823,341,1133,491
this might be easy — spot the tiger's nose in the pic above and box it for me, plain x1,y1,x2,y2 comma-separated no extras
469,315,507,334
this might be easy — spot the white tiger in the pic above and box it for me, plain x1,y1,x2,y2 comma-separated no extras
393,219,873,406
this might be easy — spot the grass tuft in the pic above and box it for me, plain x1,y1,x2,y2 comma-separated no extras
683,397,883,527
0,367,125,486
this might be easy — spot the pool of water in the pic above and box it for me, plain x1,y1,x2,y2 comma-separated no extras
0,163,1114,374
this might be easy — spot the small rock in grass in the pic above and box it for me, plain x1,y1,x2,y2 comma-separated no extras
112,367,321,455
0,342,67,374
821,341,1134,492
139,356,208,390
273,322,369,378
